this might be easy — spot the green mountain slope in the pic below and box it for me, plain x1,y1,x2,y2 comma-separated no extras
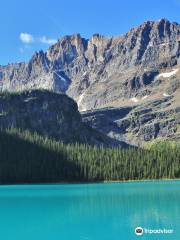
0,128,179,184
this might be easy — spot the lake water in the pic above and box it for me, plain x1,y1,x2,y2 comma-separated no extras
0,181,179,240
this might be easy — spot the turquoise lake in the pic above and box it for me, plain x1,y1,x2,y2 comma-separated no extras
0,181,179,240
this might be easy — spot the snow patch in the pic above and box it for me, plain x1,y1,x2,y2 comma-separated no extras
53,71,66,82
83,71,87,77
43,58,67,83
80,106,87,112
160,43,167,47
156,69,178,79
77,93,85,106
59,75,66,82
97,56,104,62
130,97,139,103
163,93,171,97
142,95,148,100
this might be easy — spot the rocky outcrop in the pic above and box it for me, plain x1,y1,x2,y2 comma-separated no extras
82,96,180,146
0,90,127,146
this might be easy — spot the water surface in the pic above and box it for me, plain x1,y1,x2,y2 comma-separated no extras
0,181,179,239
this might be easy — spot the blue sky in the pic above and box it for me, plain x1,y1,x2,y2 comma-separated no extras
1,0,180,65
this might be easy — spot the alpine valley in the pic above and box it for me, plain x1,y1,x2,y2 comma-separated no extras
0,18,180,183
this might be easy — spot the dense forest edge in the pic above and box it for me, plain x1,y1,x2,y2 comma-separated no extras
0,128,179,184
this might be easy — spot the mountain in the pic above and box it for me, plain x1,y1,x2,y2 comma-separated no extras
0,18,180,146
0,90,124,146
82,97,180,146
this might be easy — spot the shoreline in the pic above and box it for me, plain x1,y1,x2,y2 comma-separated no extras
103,178,180,184
0,178,180,186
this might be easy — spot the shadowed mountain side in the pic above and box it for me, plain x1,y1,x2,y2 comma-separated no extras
0,130,81,184
0,89,129,147
82,107,133,143
0,128,179,184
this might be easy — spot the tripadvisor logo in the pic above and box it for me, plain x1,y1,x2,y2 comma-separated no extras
135,227,143,236
135,226,174,236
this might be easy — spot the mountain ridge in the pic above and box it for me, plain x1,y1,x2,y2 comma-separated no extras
1,18,180,109
0,18,180,146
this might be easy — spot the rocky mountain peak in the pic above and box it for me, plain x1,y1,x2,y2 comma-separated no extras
46,33,87,64
0,18,180,110
29,50,48,69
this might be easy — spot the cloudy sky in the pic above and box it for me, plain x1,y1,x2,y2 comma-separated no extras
0,0,180,65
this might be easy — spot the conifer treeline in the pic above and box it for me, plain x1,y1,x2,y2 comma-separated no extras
0,128,179,184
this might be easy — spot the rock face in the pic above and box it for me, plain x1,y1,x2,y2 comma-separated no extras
0,90,123,146
82,97,180,146
0,18,180,145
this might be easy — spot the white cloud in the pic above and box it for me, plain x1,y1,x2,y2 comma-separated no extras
19,32,57,48
39,36,57,45
20,33,34,44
